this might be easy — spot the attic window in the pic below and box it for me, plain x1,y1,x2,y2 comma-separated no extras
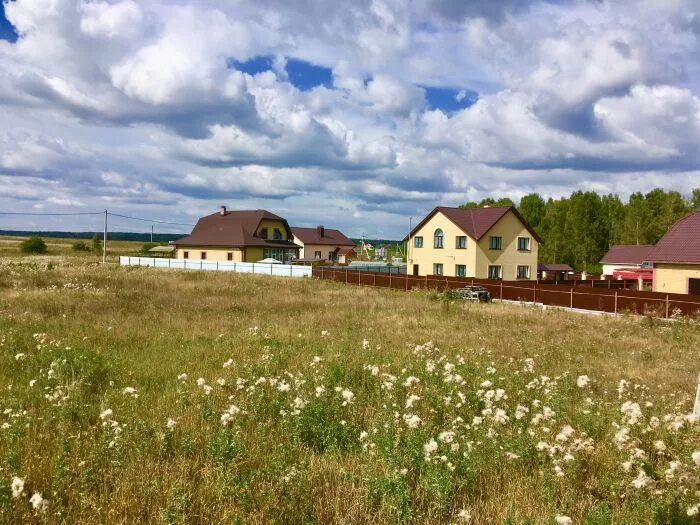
273,228,282,240
259,228,268,239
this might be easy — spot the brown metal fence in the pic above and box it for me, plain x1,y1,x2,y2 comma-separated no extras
312,267,700,318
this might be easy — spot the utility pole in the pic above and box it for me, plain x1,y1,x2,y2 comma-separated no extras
102,209,108,264
151,224,153,243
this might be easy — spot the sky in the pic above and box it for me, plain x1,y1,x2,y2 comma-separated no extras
1,0,700,238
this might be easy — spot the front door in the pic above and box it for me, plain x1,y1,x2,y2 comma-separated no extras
689,278,700,295
413,264,419,276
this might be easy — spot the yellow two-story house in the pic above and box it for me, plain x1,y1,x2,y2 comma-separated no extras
173,207,300,263
405,206,542,279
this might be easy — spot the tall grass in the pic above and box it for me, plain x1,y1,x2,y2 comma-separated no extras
0,261,698,524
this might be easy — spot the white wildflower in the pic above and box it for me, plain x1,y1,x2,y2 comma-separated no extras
321,330,330,337
423,439,438,455
29,492,48,513
217,378,226,386
576,375,590,388
196,377,206,387
555,516,572,525
166,418,177,431
403,414,422,428
457,509,471,522
687,505,698,517
341,389,354,406
438,431,455,443
692,450,700,466
122,387,138,397
177,373,188,381
10,477,24,498
99,408,113,421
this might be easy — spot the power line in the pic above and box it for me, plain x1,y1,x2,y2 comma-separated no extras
107,212,195,227
0,211,102,216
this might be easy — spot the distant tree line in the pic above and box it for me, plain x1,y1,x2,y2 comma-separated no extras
461,188,700,272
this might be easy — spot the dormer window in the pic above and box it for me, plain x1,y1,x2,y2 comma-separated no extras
273,228,282,240
259,228,268,239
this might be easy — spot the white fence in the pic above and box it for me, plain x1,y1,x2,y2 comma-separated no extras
119,256,313,278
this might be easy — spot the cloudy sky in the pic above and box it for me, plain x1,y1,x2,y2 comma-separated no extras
1,0,700,237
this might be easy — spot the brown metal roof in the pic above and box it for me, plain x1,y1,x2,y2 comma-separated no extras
404,206,544,244
600,245,653,265
538,263,574,272
337,246,356,256
291,227,356,247
174,209,297,248
645,211,700,264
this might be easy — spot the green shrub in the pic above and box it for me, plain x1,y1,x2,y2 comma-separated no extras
72,241,90,252
91,233,102,253
141,242,157,254
19,236,47,254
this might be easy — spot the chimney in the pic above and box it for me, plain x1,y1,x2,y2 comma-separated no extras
219,206,227,216
317,225,325,238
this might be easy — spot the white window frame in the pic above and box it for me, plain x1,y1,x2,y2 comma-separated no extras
433,263,444,275
517,265,530,279
488,265,502,280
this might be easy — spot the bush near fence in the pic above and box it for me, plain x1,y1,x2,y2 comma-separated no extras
312,267,700,318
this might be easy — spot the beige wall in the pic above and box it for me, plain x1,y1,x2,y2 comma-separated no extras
175,247,243,261
474,211,539,280
407,209,539,279
653,263,700,294
294,241,349,260
256,220,290,240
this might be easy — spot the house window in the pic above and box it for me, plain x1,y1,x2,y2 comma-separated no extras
456,264,466,277
329,251,336,261
414,236,423,248
517,265,530,279
259,228,268,239
264,248,284,260
434,229,444,249
489,236,502,250
183,251,189,259
314,251,322,259
517,237,531,251
200,251,207,260
456,236,467,249
227,252,233,261
488,265,502,280
273,228,282,240
433,263,443,275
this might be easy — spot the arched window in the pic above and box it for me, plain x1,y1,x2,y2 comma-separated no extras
434,228,444,249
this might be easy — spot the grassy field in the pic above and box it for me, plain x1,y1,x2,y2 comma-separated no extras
0,234,144,262
0,257,699,524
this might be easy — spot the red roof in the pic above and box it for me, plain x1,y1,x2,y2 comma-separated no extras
174,209,297,249
291,227,355,247
645,211,700,264
600,245,653,265
404,206,543,243
337,246,356,256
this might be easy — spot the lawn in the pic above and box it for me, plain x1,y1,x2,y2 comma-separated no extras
0,259,698,524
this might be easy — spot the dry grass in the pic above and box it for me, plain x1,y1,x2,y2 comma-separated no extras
0,259,698,524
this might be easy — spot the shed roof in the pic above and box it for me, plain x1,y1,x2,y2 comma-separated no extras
600,245,653,265
645,211,700,264
404,206,544,244
537,263,574,272
291,227,355,246
174,209,297,249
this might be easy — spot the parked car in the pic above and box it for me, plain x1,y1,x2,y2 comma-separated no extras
454,285,491,302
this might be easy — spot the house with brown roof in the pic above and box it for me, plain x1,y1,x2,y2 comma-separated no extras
600,245,653,277
404,206,542,279
173,207,300,263
645,211,700,295
537,263,574,280
291,226,356,263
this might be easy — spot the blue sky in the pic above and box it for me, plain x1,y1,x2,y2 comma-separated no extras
0,0,699,238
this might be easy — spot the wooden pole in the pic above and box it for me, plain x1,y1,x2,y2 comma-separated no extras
665,295,669,318
614,291,618,314
570,288,574,309
102,209,107,264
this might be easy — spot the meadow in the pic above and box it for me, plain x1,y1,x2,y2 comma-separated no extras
0,254,699,524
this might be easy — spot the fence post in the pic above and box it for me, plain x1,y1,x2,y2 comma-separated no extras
389,272,392,289
570,288,574,309
345,269,348,285
358,270,361,286
533,282,537,304
614,291,618,314
168,258,171,268
665,295,669,318
321,266,324,280
373,272,376,287
216,261,219,271
200,260,203,271
500,281,503,300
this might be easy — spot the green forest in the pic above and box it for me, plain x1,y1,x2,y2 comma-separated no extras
461,188,700,272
